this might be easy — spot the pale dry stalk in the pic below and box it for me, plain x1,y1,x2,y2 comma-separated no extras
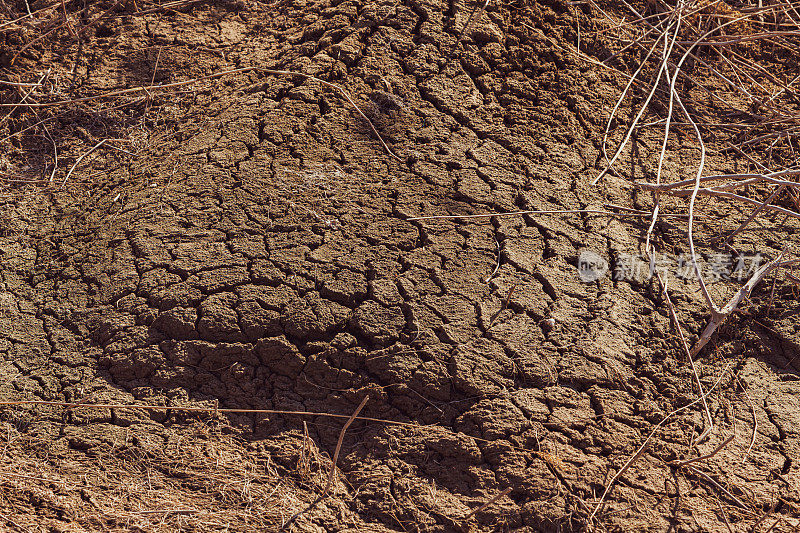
587,362,732,526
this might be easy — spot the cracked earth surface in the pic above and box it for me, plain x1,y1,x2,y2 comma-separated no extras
1,0,799,531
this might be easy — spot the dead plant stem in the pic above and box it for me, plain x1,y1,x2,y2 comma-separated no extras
587,362,731,526
658,275,714,441
321,395,368,497
62,139,106,186
465,487,513,519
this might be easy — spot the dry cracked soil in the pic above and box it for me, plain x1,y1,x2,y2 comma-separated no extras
1,0,799,531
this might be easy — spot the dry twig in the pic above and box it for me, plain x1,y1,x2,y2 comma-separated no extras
587,362,732,526
321,395,369,497
464,487,513,520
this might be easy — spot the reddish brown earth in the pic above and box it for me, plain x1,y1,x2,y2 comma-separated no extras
1,0,799,531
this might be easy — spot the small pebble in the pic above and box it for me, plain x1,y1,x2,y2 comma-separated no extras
539,318,556,332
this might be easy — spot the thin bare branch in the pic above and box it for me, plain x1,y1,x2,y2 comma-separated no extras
322,395,369,497
465,487,513,519
587,362,732,525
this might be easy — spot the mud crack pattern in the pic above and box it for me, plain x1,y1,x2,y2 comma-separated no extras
1,0,799,530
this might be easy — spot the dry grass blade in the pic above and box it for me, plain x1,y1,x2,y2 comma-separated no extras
0,398,539,458
636,170,800,191
464,487,513,520
664,181,797,194
724,184,787,243
666,27,720,314
0,67,257,107
130,508,198,515
658,274,714,442
684,466,749,510
0,69,50,128
587,362,732,527
593,14,680,185
278,395,369,531
62,139,106,186
0,66,401,163
0,2,63,31
0,512,32,533
262,69,402,161
321,395,369,497
646,23,681,253
672,432,735,468
458,0,492,41
408,208,691,221
0,397,404,426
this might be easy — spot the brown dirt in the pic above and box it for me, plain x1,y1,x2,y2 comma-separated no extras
1,0,799,531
